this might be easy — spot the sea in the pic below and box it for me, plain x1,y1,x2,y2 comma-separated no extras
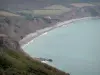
23,18,100,75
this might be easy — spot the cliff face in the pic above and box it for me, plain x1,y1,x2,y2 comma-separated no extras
0,34,20,50
0,5,100,42
0,16,59,41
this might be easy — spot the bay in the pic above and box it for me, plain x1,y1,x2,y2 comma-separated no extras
23,19,100,75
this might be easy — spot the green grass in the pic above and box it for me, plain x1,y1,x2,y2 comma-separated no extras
0,47,68,75
17,5,71,16
33,10,63,15
18,9,64,16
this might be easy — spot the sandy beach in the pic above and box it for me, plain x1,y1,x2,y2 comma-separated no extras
20,16,100,48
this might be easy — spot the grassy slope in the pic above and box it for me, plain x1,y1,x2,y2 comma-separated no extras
0,47,69,75
17,5,71,16
0,11,20,17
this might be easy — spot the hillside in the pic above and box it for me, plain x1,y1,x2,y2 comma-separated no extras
0,5,100,43
0,11,20,17
0,48,69,75
0,35,69,75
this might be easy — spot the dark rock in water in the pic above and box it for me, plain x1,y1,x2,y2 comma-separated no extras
47,59,53,62
37,57,53,62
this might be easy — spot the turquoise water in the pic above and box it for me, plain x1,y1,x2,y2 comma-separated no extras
23,19,100,75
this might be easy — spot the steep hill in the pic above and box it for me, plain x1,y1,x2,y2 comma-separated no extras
0,35,69,75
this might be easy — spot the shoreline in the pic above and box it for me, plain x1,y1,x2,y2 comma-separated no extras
20,16,100,48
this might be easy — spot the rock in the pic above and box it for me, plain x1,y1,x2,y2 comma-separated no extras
48,59,53,62
0,34,21,51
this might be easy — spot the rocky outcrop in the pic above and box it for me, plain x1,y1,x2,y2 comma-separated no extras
0,34,20,50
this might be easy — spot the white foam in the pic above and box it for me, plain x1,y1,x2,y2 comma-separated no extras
41,61,48,63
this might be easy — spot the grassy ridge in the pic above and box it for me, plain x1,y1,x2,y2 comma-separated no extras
0,47,69,75
0,11,20,17
17,5,71,16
